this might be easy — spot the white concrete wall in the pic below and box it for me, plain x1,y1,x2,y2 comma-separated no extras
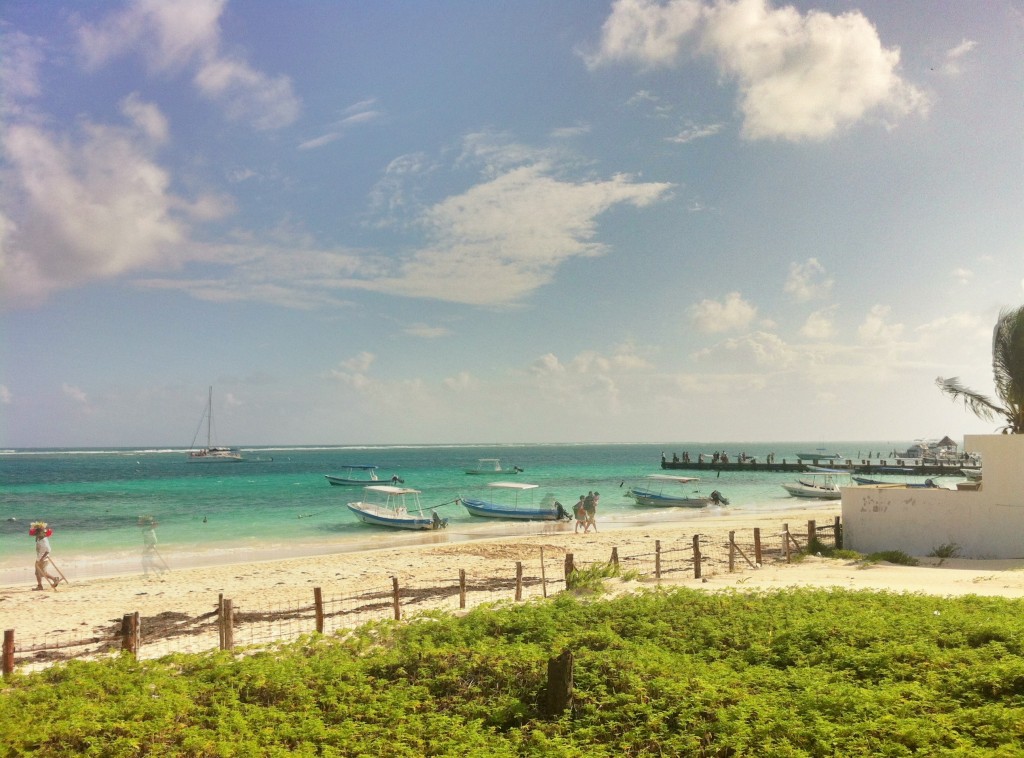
841,435,1024,559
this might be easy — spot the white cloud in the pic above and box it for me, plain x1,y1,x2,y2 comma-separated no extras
62,383,88,404
800,306,837,341
299,99,383,151
75,0,299,130
583,0,703,69
0,31,45,106
666,121,723,143
857,304,904,345
0,385,11,404
784,257,833,302
1,116,188,303
689,291,757,333
942,38,977,76
364,150,673,306
587,0,928,141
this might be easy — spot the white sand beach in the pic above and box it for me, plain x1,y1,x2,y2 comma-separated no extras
4,502,1024,649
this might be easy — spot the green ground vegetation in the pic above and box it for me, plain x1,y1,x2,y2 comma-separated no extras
4,586,1024,756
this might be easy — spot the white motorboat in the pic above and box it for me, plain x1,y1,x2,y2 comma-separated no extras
347,485,448,530
781,474,843,500
464,458,522,475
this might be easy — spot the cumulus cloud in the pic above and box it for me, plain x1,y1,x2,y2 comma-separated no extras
689,291,757,333
784,258,833,301
75,0,299,130
857,304,904,345
586,0,928,141
2,113,186,302
800,306,837,340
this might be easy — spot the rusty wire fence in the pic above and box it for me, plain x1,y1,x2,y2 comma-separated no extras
3,518,840,676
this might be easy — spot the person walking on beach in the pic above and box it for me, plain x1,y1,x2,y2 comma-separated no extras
586,492,599,533
31,521,61,590
582,491,596,534
574,495,587,533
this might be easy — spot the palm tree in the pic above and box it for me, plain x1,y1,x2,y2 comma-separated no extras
936,305,1024,433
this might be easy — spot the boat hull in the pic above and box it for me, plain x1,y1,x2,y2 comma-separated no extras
781,483,842,500
346,502,440,530
459,498,559,520
627,489,712,507
326,475,379,486
188,450,243,463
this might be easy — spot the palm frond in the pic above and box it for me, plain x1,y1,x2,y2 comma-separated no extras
935,376,1002,423
992,306,1024,432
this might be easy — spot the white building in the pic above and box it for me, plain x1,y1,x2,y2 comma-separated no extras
842,434,1024,559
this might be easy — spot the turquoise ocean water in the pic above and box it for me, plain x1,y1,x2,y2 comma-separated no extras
1,442,919,585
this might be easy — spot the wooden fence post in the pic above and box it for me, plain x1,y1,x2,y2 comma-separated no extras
783,525,792,563
728,531,736,573
540,547,547,598
807,520,816,549
753,528,762,565
564,553,575,582
834,515,843,549
314,587,324,634
3,630,14,677
655,540,661,580
223,599,234,650
218,593,224,650
459,569,467,609
121,612,140,656
544,650,574,717
392,577,401,621
610,547,619,568
515,561,523,601
692,535,702,579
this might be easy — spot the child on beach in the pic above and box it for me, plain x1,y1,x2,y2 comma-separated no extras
31,521,61,590
574,496,586,533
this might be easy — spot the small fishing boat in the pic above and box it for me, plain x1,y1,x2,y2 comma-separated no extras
325,465,387,486
851,477,937,487
781,474,843,500
459,482,566,520
187,387,243,462
464,458,522,475
796,451,842,461
625,475,729,507
347,485,448,530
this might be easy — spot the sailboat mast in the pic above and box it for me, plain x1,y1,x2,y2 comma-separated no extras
206,385,213,450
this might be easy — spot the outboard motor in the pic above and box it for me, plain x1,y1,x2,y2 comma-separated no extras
555,501,572,521
710,490,730,506
432,511,448,529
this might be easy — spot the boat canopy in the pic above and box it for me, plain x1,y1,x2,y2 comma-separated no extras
487,482,538,490
341,464,378,470
645,474,699,483
363,485,420,496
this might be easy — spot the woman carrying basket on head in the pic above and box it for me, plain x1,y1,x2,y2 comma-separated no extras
31,521,62,590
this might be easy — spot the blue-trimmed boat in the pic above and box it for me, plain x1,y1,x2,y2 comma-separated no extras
459,482,567,520
326,465,387,486
346,485,448,530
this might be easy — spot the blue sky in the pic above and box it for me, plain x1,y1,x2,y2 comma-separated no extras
1,0,1022,447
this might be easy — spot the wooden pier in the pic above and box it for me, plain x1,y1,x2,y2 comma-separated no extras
661,458,969,477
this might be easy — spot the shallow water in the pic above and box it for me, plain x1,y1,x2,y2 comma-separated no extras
0,441,917,584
